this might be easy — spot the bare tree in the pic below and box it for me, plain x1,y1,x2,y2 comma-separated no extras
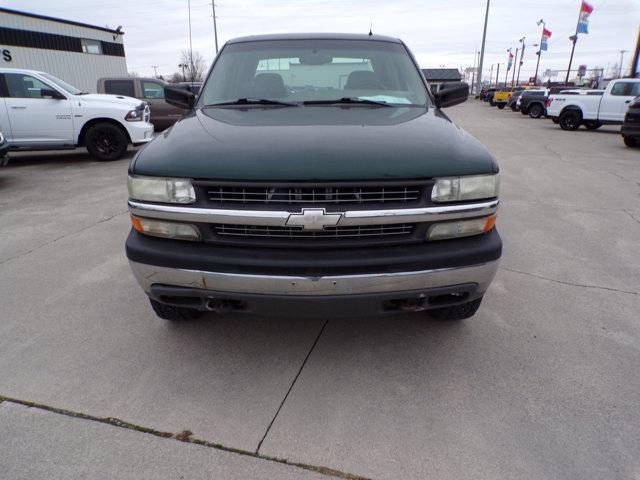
167,72,185,83
180,50,207,82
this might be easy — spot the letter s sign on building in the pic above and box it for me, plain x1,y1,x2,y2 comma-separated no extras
2,49,12,62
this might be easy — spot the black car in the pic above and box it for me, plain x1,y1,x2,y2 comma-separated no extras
519,90,547,118
481,87,497,102
621,96,640,147
507,90,524,111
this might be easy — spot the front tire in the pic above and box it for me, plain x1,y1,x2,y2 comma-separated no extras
428,297,483,321
85,122,128,161
559,110,582,130
149,299,204,321
497,104,505,110
529,104,544,119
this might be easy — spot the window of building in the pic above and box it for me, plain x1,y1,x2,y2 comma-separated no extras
104,79,135,97
81,38,102,54
142,81,165,99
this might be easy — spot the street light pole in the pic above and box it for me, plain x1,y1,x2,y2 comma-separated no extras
471,44,478,94
619,50,627,78
496,63,500,86
210,1,219,53
475,0,491,98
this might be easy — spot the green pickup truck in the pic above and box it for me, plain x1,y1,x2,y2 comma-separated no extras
125,33,501,321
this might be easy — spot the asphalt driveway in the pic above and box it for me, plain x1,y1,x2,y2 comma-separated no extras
0,101,638,479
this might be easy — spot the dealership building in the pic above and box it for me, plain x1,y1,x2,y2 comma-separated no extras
0,7,127,93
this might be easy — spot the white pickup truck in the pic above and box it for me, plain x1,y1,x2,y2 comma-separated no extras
0,68,154,160
546,79,640,131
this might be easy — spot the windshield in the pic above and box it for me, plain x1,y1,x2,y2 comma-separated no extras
39,72,83,95
199,39,429,107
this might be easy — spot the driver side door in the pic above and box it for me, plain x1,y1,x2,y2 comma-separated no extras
1,73,74,146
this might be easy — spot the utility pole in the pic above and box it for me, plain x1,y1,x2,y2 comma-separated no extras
516,37,525,85
151,65,158,78
475,0,491,98
512,47,519,85
496,63,500,86
619,50,627,78
179,63,187,82
534,19,545,85
489,64,494,86
210,1,219,53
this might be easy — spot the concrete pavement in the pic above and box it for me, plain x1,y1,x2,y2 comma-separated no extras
0,101,638,479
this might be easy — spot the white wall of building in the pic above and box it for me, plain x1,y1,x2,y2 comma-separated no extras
0,10,127,93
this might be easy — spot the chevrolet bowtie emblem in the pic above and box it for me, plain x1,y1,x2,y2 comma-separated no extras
286,208,342,231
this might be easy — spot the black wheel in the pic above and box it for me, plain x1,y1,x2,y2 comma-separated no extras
623,135,638,147
552,118,560,124
428,297,483,321
85,122,128,161
489,100,496,107
529,104,544,119
559,110,582,130
510,105,517,111
521,109,528,115
497,104,505,110
149,299,204,321
584,121,602,130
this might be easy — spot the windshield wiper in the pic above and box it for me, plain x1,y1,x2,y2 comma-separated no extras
205,98,298,107
303,97,390,107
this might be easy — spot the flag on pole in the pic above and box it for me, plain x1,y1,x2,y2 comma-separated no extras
541,28,552,51
577,1,594,34
507,52,514,70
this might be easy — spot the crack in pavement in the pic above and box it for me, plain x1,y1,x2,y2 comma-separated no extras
256,318,330,454
624,210,640,226
0,210,128,266
500,266,638,295
0,394,371,480
541,142,627,182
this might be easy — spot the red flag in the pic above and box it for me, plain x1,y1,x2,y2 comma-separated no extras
581,1,593,14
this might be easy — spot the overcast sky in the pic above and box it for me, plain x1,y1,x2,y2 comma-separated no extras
4,0,639,80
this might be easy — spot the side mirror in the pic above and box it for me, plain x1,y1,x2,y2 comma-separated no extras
434,82,469,108
165,86,195,110
41,88,66,100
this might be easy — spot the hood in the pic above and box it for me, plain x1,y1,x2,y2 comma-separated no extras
79,93,143,109
132,106,497,181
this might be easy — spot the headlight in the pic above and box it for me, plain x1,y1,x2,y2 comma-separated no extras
128,176,196,204
431,174,499,203
125,109,143,121
131,215,201,241
427,215,496,241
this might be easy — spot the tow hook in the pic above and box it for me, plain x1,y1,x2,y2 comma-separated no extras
205,298,231,313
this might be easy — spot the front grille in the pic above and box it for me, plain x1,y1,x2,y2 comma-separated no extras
213,223,414,239
205,185,423,205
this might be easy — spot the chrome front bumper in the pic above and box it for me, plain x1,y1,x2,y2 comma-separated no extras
129,259,500,297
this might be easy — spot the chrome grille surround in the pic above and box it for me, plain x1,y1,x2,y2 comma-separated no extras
213,223,414,239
